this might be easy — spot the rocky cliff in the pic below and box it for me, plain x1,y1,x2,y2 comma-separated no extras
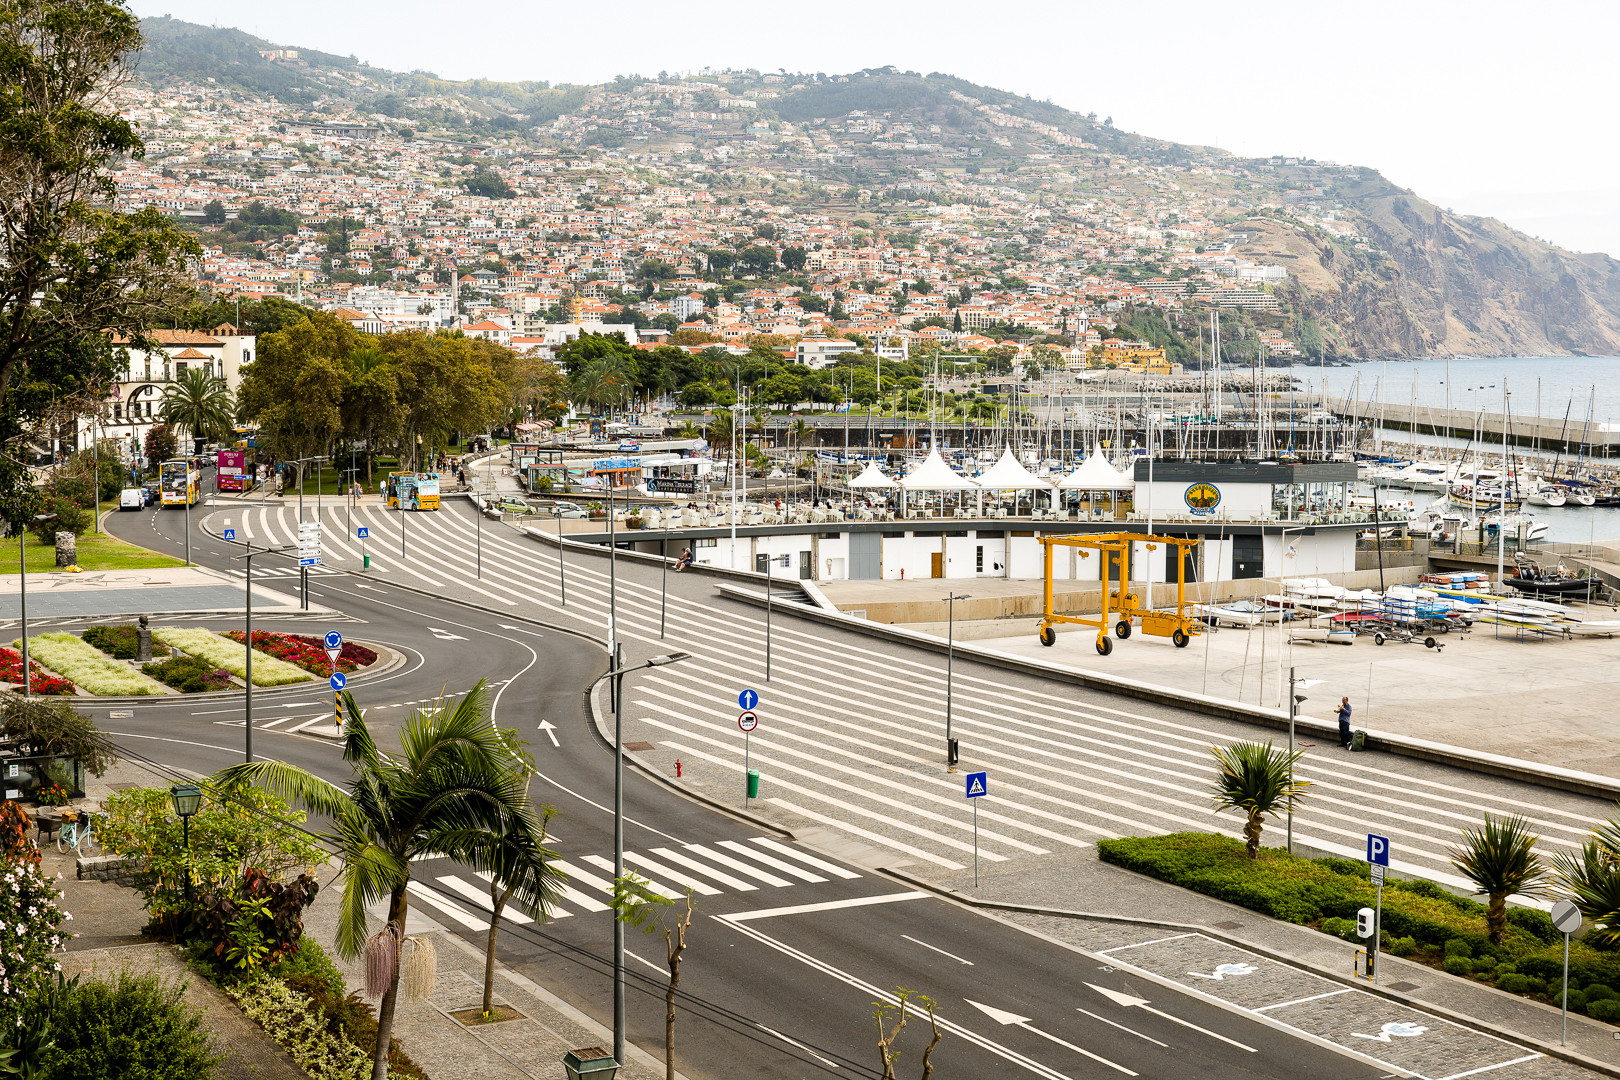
1235,174,1620,359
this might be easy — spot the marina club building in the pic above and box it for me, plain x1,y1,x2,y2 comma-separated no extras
586,460,1366,587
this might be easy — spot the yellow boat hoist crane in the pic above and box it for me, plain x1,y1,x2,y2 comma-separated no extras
1037,532,1204,656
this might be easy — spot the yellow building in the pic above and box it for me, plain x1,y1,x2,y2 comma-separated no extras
1089,339,1170,374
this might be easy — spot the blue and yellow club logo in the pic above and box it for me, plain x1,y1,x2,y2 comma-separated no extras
1184,483,1221,513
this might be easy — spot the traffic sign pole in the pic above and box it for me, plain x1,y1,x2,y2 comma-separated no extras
1366,833,1390,980
1551,899,1582,1044
965,772,988,887
738,709,759,805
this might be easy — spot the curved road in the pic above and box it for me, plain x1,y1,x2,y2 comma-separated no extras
84,478,1515,1080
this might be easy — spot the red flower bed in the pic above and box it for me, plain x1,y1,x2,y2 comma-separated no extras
0,648,74,695
289,635,378,667
223,631,373,675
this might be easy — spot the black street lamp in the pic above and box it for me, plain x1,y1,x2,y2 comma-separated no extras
170,782,202,906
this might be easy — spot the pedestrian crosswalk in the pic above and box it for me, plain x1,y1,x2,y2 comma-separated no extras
409,836,857,929
211,498,1615,895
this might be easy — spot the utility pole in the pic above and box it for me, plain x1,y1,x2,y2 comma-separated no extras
945,592,971,765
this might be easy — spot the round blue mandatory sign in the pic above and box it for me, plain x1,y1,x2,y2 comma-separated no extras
738,688,759,711
329,672,346,691
324,630,343,650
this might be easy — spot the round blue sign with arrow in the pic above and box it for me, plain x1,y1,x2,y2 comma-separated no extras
324,631,343,651
738,689,759,711
330,672,346,691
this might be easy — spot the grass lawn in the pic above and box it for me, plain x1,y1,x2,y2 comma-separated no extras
0,530,186,574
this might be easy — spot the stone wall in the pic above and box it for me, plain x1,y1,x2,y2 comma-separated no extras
76,854,148,888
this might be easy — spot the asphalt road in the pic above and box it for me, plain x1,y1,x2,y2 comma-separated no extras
85,482,1487,1079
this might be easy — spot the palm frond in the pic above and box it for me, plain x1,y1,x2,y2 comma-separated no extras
1448,813,1551,899
215,759,354,821
1552,841,1620,947
1208,740,1309,819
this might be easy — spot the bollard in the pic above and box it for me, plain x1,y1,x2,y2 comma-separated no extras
746,769,760,800
674,759,682,778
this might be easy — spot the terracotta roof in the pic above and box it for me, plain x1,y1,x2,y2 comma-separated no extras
171,348,210,359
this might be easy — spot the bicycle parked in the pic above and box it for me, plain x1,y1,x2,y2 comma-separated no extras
56,809,104,858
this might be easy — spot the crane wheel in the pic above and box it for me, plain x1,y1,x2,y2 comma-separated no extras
1096,636,1113,656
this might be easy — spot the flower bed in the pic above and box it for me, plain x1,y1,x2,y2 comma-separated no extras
288,635,378,668
82,624,170,659
0,647,74,695
1098,832,1620,1021
151,627,311,687
223,631,376,675
144,654,235,693
14,633,167,696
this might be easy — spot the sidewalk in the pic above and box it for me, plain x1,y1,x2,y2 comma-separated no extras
0,565,318,619
910,845,1620,1077
56,760,674,1080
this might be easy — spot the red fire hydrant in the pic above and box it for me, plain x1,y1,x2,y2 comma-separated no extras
675,759,683,778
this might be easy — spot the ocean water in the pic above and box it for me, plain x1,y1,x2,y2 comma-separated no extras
1288,356,1620,428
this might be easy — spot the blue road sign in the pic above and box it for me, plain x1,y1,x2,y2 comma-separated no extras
1367,833,1390,866
357,526,369,539
330,672,346,691
324,630,343,651
299,556,320,567
738,689,759,711
965,771,988,798
223,528,236,541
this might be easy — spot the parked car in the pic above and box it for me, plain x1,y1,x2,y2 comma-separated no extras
118,488,145,511
496,497,532,513
549,501,587,519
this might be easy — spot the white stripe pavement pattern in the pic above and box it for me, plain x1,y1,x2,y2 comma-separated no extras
256,501,1611,889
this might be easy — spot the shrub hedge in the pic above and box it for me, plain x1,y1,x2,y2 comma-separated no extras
1097,832,1620,1019
36,970,218,1080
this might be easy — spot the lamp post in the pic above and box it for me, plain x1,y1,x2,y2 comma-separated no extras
945,592,971,765
19,513,56,697
170,782,202,906
1286,668,1322,854
231,543,292,762
589,650,691,1070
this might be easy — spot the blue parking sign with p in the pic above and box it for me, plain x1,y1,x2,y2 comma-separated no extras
1367,833,1390,866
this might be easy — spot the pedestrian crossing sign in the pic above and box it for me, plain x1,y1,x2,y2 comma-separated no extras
357,526,369,539
965,771,987,798
223,528,235,541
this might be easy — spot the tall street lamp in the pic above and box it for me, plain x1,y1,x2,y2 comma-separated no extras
19,513,56,697
944,592,971,765
231,542,292,762
170,782,202,906
588,650,691,1069
1286,667,1322,854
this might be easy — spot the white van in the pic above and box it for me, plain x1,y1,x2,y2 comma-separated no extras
119,488,144,511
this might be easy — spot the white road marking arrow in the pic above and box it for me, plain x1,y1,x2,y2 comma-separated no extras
965,1001,1137,1076
1085,984,1256,1052
1351,1022,1427,1042
537,719,560,748
427,627,467,640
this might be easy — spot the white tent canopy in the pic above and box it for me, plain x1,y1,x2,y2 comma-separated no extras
1058,444,1136,490
898,450,978,491
977,447,1054,491
847,461,898,489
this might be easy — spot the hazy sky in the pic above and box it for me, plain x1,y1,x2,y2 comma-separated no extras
130,0,1620,257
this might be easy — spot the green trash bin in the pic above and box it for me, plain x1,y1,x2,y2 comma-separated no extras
561,1047,618,1080
363,554,371,569
746,769,760,799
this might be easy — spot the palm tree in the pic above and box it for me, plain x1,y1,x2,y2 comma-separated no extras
1553,811,1620,947
1208,740,1310,859
160,367,234,452
1449,813,1550,944
218,684,561,1080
